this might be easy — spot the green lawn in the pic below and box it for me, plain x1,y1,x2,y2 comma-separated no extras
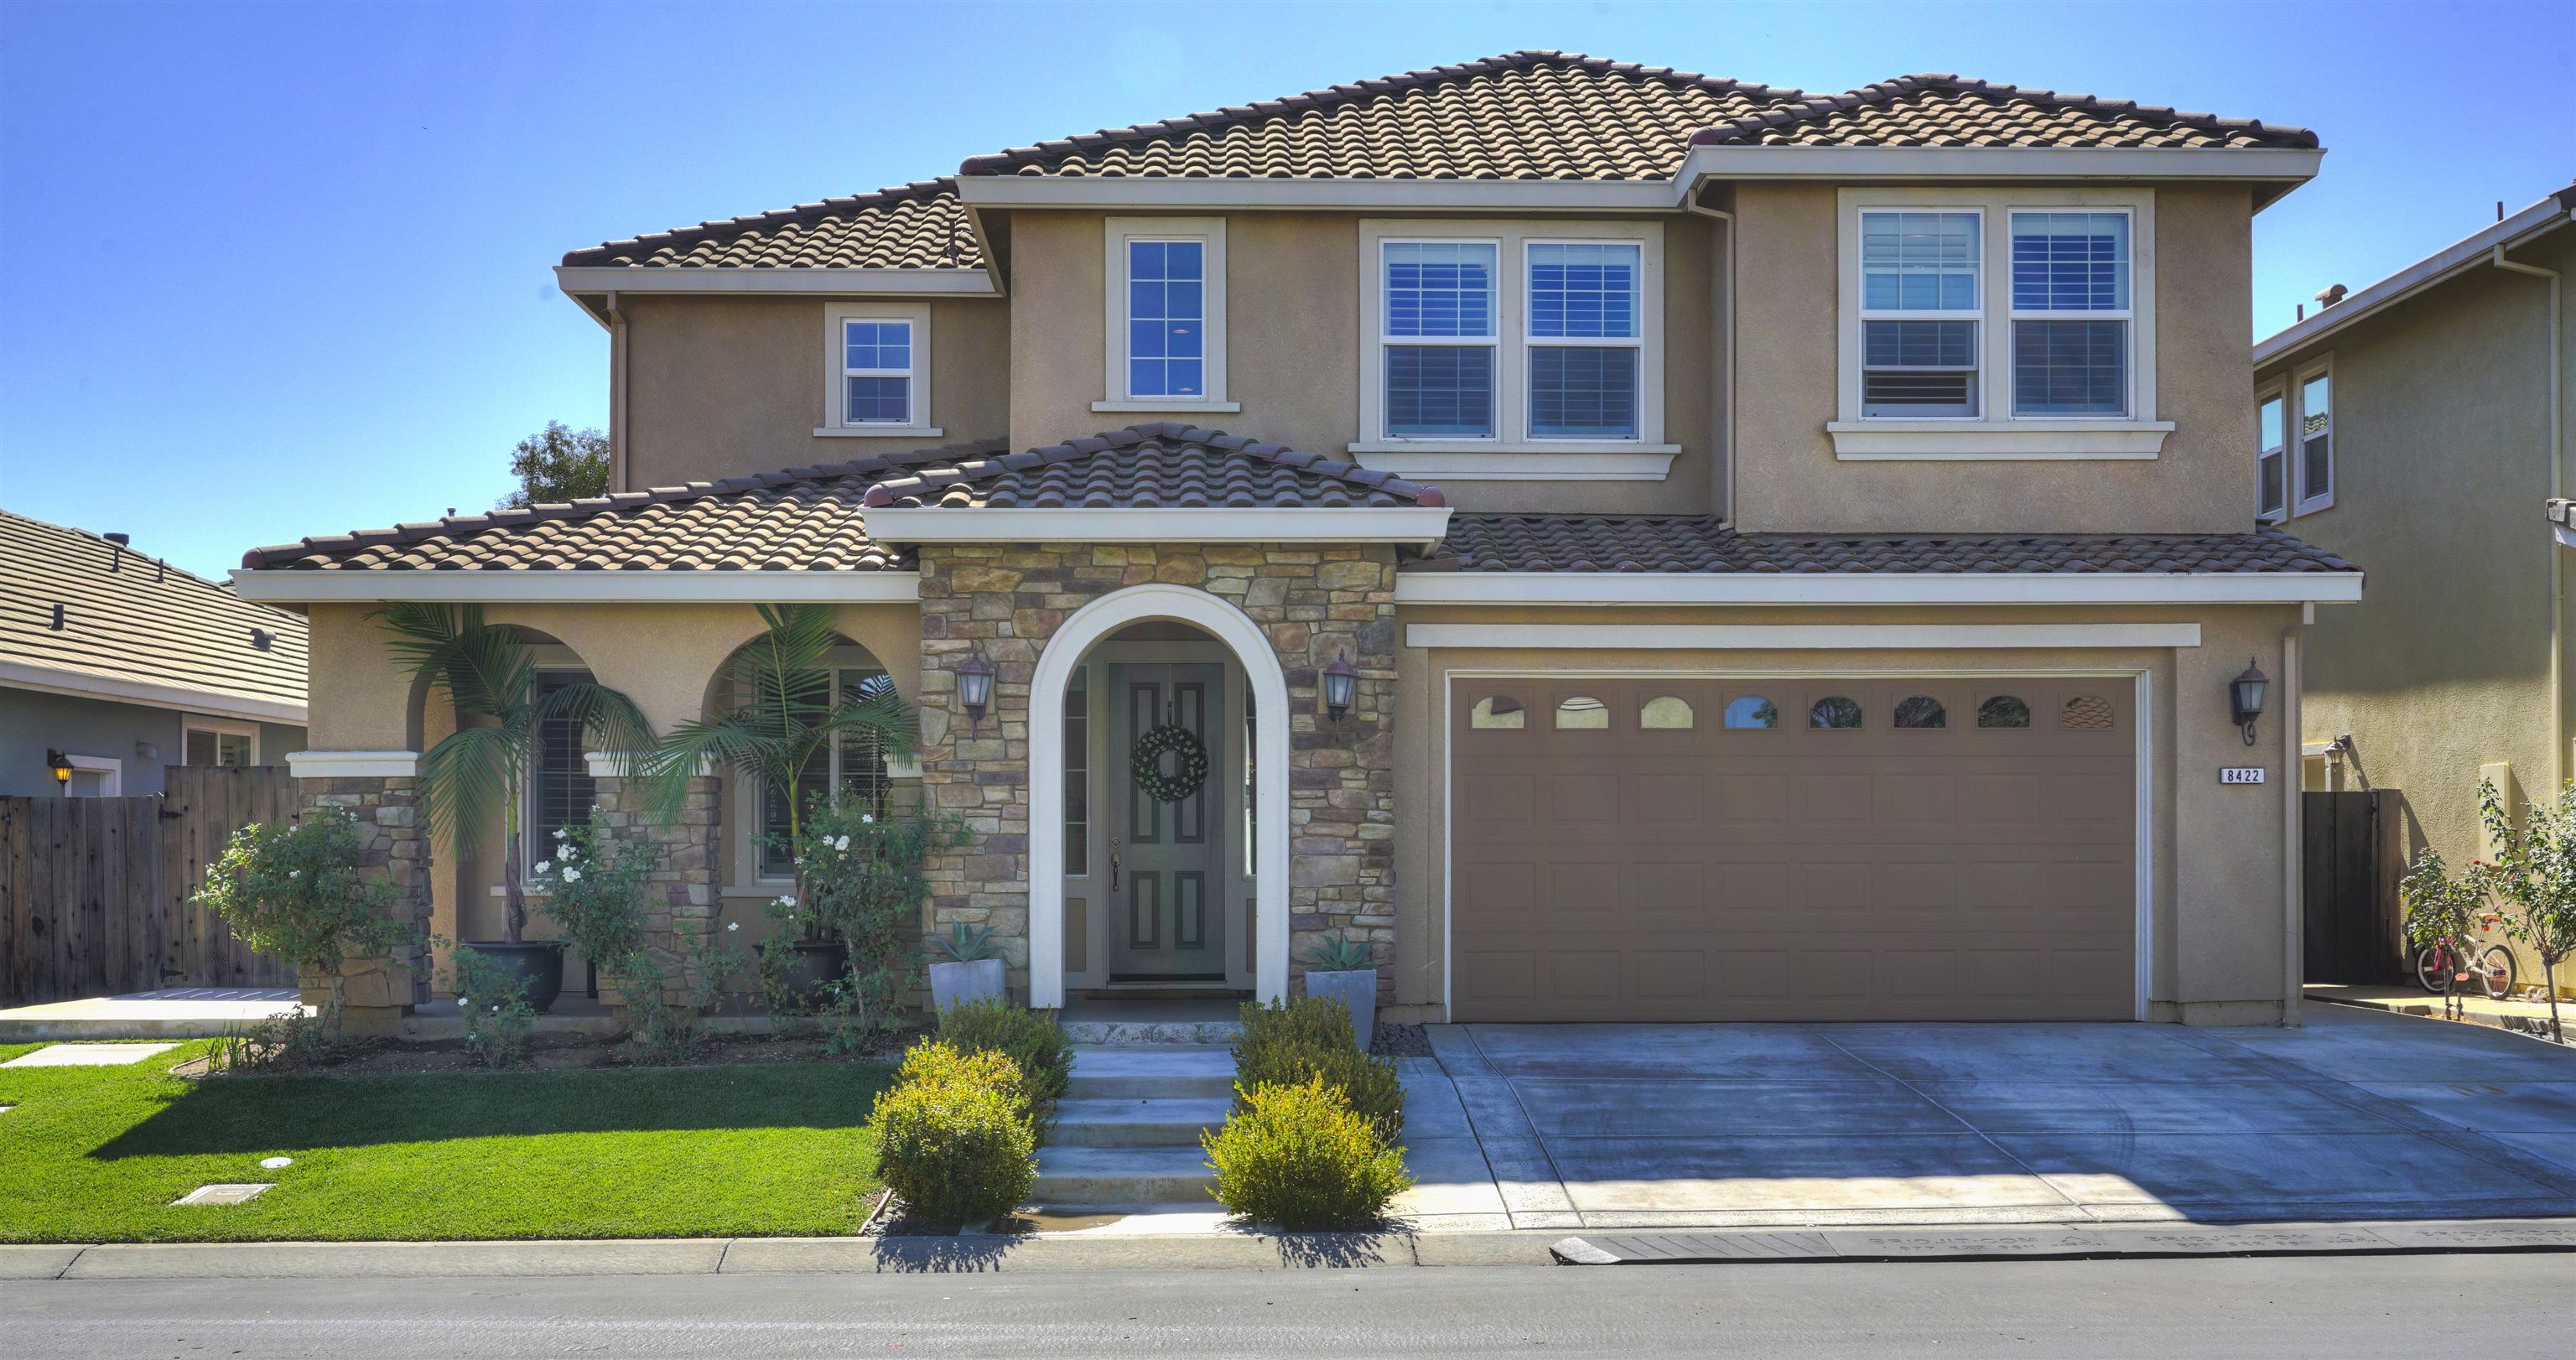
0,1041,895,1243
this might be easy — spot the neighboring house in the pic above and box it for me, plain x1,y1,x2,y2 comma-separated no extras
2254,186,2576,994
2,510,308,798
234,52,2358,1030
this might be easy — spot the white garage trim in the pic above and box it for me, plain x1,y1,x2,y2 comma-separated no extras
1407,623,2200,651
1436,665,2156,1022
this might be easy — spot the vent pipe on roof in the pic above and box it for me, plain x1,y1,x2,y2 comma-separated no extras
2314,283,2348,309
49,603,65,631
104,532,129,545
251,628,274,652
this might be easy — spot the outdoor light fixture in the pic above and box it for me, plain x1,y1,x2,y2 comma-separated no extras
45,750,74,792
1322,651,1358,724
2229,659,2270,747
956,646,994,726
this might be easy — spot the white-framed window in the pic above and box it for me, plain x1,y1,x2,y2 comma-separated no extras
1358,219,1669,461
1098,217,1230,412
527,669,597,871
2293,361,2334,514
182,716,257,767
1832,189,2165,459
61,753,121,797
2256,383,2288,522
818,302,937,436
738,661,897,883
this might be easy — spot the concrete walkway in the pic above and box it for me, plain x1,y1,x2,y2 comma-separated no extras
0,989,300,1041
2309,982,2571,1043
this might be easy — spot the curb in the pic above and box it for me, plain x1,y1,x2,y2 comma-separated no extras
6,1217,2573,1281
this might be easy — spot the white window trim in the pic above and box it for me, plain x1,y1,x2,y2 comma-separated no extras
62,753,122,797
2292,356,2334,516
1856,205,1987,421
730,651,897,890
182,714,260,766
1519,237,1654,444
1353,219,1674,478
817,302,940,438
2256,379,2289,524
1098,217,1232,412
1832,188,2168,459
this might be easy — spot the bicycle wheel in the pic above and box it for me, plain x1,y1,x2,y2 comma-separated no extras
2414,946,2448,994
2476,946,2517,1000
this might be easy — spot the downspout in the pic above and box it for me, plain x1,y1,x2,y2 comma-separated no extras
2491,245,2563,788
1684,190,1736,525
605,290,632,494
2282,602,2314,1026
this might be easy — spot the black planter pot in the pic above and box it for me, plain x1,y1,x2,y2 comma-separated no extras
779,940,850,1004
461,940,568,1014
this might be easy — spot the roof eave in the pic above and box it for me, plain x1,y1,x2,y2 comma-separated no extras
0,660,308,725
952,176,1675,213
229,568,925,605
2254,197,2576,365
1393,570,2364,606
1675,144,2324,210
553,265,1000,299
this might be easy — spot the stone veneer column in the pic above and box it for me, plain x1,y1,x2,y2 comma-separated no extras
917,543,1400,1004
296,775,430,1036
589,772,723,1004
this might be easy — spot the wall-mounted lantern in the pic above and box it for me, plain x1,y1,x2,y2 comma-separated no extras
1322,651,1358,725
45,749,74,794
2229,659,2269,747
956,646,994,726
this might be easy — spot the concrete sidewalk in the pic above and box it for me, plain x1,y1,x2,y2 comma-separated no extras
0,989,300,1041
2309,983,2571,1043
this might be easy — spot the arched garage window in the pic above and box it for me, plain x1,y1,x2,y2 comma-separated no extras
1809,696,1864,729
1723,696,1779,729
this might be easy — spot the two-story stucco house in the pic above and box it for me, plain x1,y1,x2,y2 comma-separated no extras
233,52,2358,1030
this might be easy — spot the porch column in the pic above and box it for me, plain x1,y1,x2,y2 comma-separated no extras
284,752,432,1037
589,760,723,1005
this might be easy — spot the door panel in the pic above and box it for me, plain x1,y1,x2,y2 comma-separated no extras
1108,662,1227,980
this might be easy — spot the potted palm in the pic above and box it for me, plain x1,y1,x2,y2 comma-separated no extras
1301,932,1379,1049
650,603,915,999
376,604,653,1013
928,922,1006,1010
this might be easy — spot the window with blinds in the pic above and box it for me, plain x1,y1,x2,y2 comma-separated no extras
1859,210,1981,418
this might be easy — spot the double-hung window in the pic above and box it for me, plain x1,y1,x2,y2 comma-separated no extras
2257,388,2288,522
2295,366,2333,513
1383,240,1500,438
1526,242,1644,439
2010,211,2132,417
1859,211,1981,418
1101,218,1229,410
820,303,934,435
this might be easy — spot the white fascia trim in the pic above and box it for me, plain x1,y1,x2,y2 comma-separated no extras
286,750,418,778
1407,622,2203,650
954,175,1675,212
1826,422,2174,459
230,569,923,604
1678,145,2324,197
554,266,996,296
2255,200,2573,362
0,661,307,725
1350,449,1679,481
865,506,1454,546
1394,572,2366,605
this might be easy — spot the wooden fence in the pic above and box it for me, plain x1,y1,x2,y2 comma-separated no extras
1,766,299,1006
2301,789,2407,986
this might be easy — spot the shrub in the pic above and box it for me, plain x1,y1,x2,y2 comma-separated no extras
872,1041,1036,1228
938,999,1072,1131
616,919,745,1066
533,816,661,973
1233,997,1405,1137
190,812,421,1040
449,946,538,1069
1203,1078,1413,1230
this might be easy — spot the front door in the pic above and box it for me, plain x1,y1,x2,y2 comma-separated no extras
1107,662,1226,981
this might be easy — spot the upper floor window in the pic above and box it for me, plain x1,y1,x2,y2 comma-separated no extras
1860,210,1981,418
1384,240,1498,437
2257,387,2288,522
2253,359,2334,521
1100,218,1229,411
820,302,936,436
2296,366,2333,513
1527,242,1644,439
2009,211,2132,417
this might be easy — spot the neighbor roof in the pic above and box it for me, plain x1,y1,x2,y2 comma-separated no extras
3,510,308,719
564,51,2313,273
1416,515,2356,575
860,424,1442,511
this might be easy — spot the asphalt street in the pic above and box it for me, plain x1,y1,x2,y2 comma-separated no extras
6,1252,2567,1358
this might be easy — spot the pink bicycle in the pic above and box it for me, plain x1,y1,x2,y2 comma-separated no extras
2413,912,2517,999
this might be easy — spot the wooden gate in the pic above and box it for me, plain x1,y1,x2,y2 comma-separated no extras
1,766,299,1006
2301,790,2405,985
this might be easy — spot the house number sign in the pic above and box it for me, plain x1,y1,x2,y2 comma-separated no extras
2219,767,2267,785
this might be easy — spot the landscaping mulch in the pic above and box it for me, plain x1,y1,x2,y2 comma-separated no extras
1373,1023,1431,1057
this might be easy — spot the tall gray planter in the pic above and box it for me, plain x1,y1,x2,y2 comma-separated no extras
1304,968,1377,1051
928,958,1005,1012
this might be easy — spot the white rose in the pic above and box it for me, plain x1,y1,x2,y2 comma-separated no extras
560,845,578,861
727,921,740,932
778,895,796,908
553,828,568,841
562,867,582,883
860,813,875,825
834,834,850,851
533,861,551,875
456,996,469,1009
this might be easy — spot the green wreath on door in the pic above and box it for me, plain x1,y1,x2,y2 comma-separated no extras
1131,724,1209,803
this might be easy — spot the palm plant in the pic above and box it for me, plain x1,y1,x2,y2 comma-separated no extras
374,604,655,944
648,603,917,923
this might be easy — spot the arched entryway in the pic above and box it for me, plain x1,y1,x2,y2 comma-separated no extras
1029,584,1290,1008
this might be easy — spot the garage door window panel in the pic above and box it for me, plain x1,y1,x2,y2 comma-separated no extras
1554,695,1610,729
1723,695,1780,729
1976,695,2033,729
1639,695,1695,729
1469,694,1526,729
1808,695,1865,729
1893,695,1949,729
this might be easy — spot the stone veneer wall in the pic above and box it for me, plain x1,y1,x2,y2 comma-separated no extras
916,543,1400,1003
295,776,430,1036
591,772,724,1003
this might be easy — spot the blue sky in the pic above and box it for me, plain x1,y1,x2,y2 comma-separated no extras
2,0,2567,578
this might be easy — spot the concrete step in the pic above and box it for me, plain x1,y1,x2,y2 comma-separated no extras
1033,1145,1217,1207
1065,1045,1236,1100
1050,1096,1232,1148
1062,1018,1244,1046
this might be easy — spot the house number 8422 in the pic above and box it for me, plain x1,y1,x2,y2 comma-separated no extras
2220,767,2267,785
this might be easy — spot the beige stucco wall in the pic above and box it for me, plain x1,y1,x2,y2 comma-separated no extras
1731,182,2260,535
2268,226,2575,990
1390,601,2310,1024
619,295,1010,490
1000,209,1720,516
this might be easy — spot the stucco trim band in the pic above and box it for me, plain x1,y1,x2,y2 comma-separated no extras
553,267,998,296
1394,573,2364,606
865,506,1453,546
1406,623,2202,651
230,570,926,605
0,661,307,725
286,750,420,778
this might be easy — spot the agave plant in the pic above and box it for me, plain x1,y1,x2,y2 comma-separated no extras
1301,932,1376,972
373,603,654,944
930,921,1001,964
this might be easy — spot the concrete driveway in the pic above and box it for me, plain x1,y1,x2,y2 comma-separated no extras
1394,1005,2576,1232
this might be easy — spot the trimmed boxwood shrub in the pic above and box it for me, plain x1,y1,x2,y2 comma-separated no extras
870,1041,1036,1229
938,998,1074,1133
1233,996,1405,1136
1203,1078,1414,1229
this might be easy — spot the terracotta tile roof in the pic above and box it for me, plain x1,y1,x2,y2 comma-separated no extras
1688,74,2316,150
860,424,1444,510
3,510,308,712
1415,515,2356,574
559,179,980,270
240,440,1010,573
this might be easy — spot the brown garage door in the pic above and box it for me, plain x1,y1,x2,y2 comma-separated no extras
1450,677,2136,1022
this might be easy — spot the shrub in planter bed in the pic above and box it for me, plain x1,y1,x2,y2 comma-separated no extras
870,1041,1036,1229
1233,996,1405,1136
1203,1078,1414,1230
938,999,1073,1133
